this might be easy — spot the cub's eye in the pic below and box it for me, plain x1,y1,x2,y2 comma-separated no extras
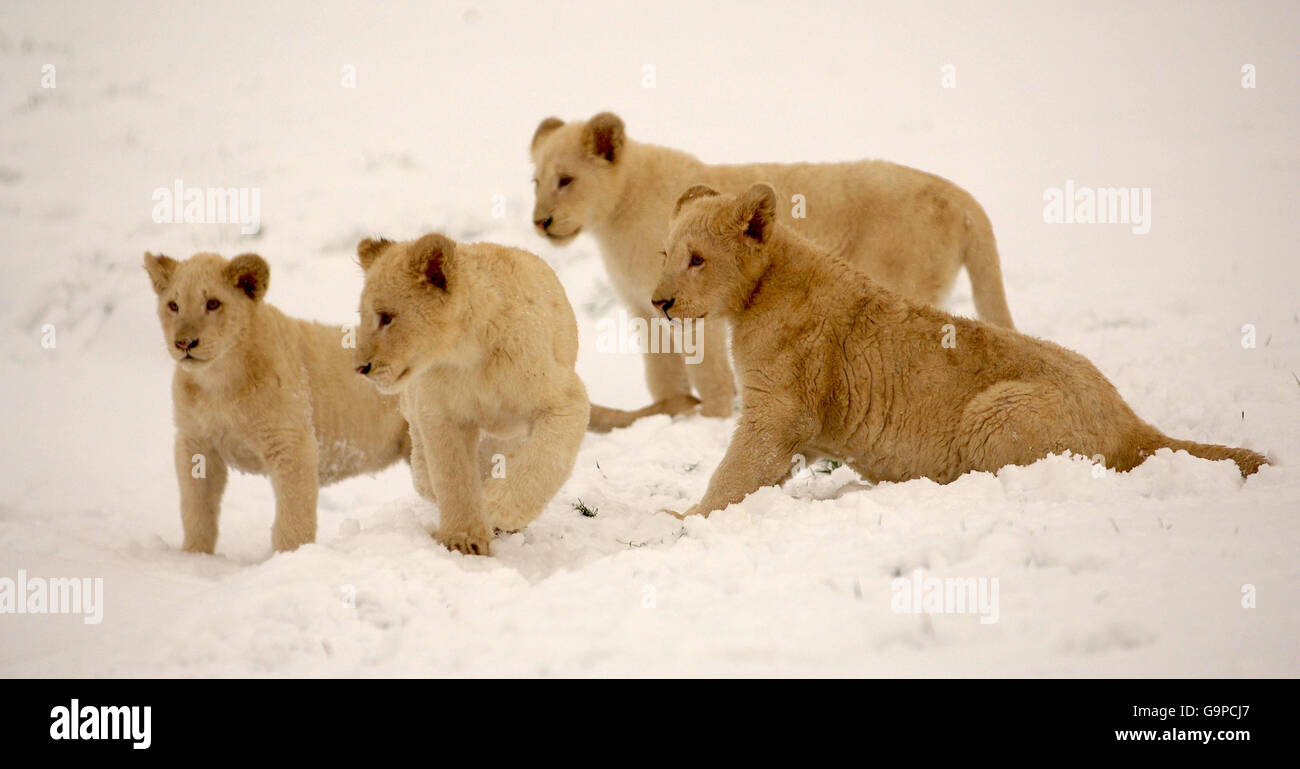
689,253,705,267
377,312,393,328
531,178,538,189
167,301,179,312
206,299,222,311
557,175,574,188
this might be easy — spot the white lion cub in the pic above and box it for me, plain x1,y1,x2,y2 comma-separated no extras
530,112,1016,420
353,234,590,556
144,251,410,554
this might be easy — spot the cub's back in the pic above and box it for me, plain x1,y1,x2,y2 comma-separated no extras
267,306,405,454
710,159,967,219
463,243,579,370
709,160,981,295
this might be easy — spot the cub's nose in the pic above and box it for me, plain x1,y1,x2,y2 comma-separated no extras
651,297,675,318
534,216,553,232
356,362,372,375
174,337,199,351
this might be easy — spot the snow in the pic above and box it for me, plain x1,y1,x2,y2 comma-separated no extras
0,0,1296,675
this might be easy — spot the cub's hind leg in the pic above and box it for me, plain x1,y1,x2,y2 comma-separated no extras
955,381,1077,480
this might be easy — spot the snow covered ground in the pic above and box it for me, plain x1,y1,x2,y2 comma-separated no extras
0,0,1296,676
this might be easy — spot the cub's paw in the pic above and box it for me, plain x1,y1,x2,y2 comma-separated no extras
180,539,216,555
435,527,493,556
658,394,702,417
659,506,706,521
271,528,314,553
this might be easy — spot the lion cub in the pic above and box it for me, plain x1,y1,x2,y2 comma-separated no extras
531,112,1016,421
143,252,410,553
653,184,1267,518
353,234,589,556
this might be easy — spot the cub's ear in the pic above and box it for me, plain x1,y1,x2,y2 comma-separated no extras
582,112,625,163
736,183,777,243
531,117,564,151
143,252,179,295
674,184,720,217
225,253,270,301
357,237,392,271
407,233,454,291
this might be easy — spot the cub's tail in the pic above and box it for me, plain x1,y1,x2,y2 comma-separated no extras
963,203,1016,330
1146,433,1269,478
588,394,700,433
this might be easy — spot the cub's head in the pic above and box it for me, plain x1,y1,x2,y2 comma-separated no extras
529,111,628,245
651,183,777,321
143,251,270,369
354,233,470,394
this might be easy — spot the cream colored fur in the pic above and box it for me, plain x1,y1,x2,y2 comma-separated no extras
354,234,589,556
653,184,1267,518
143,251,410,553
530,112,1015,420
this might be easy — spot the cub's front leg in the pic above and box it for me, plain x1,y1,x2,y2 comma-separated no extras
482,376,589,533
642,344,691,404
262,428,320,553
420,419,491,555
407,422,436,502
674,406,812,518
174,433,228,553
683,316,736,418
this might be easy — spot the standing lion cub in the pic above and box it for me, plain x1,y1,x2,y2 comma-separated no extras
653,184,1267,518
143,251,410,553
353,234,589,556
531,111,1016,422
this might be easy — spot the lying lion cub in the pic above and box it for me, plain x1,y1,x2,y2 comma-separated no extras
653,184,1267,518
531,111,1016,422
143,251,410,553
353,234,589,555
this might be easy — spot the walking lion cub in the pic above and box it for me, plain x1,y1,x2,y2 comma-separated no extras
143,251,410,553
353,234,589,556
531,111,1016,422
652,184,1267,518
